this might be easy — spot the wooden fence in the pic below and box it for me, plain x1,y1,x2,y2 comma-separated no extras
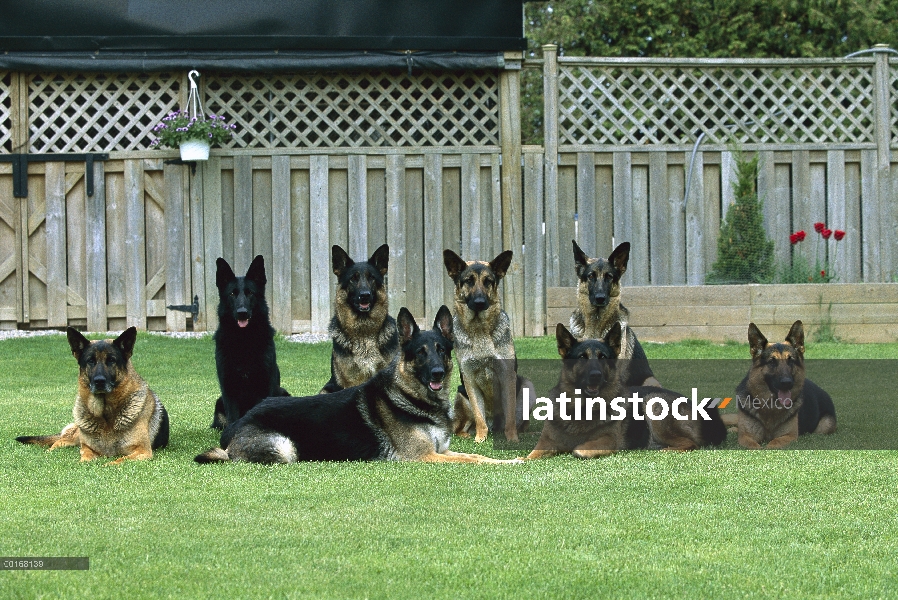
1,48,897,337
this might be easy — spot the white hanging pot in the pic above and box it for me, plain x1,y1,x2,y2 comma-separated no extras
179,139,210,161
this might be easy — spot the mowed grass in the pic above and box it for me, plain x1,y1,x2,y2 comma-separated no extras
2,332,898,599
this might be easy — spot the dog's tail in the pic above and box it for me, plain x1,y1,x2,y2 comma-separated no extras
15,434,59,446
194,447,230,464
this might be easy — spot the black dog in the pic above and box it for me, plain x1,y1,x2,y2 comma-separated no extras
211,255,289,430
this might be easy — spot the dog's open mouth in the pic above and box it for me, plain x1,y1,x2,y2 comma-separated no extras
358,303,371,312
585,386,600,396
777,389,792,402
428,381,443,391
238,318,250,328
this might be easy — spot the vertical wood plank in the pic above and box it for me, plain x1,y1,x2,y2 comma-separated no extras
649,152,669,285
252,167,273,272
290,167,311,324
576,152,596,251
164,164,186,332
500,67,524,337
703,163,721,278
405,167,424,317
720,150,736,220
826,151,849,283
595,163,613,260
479,162,494,260
685,152,705,284
201,157,223,332
271,155,292,334
442,164,461,309
844,161,862,283
367,166,387,253
557,165,576,286
612,152,633,248
773,163,792,274
45,163,67,327
309,155,330,334
758,151,788,271
810,162,827,269
424,154,444,321
523,152,545,336
86,162,107,331
105,171,126,329
491,154,503,265
233,154,253,272
792,150,813,267
348,154,368,260
543,45,560,289
125,160,146,328
631,165,649,285
329,167,349,256
385,154,407,315
860,149,879,282
461,153,481,259
189,159,206,330
668,163,686,284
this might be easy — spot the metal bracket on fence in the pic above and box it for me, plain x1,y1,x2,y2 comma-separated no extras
166,295,200,323
163,158,197,175
0,153,109,198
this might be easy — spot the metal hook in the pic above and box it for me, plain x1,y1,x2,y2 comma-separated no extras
188,70,200,90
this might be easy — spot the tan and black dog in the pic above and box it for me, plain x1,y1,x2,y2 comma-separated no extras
736,320,836,449
570,240,659,388
526,323,648,459
16,327,169,465
443,249,534,443
320,244,399,394
195,306,518,464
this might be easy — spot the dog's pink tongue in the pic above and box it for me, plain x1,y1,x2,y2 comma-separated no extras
778,390,791,402
238,319,249,328
429,382,443,391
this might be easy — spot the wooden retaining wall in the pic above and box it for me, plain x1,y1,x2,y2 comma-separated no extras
547,283,898,343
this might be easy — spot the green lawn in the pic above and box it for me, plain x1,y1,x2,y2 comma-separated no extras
2,333,897,599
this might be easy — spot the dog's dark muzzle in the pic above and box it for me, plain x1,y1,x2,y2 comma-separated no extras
236,308,251,328
592,293,608,307
468,295,489,312
428,367,445,391
356,291,373,312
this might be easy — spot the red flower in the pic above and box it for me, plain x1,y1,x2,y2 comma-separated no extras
814,222,826,233
821,270,826,277
790,233,799,244
834,229,845,241
822,229,832,239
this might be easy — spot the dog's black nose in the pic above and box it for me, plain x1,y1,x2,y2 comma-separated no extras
92,376,107,388
236,308,249,317
593,293,607,305
472,298,487,311
588,371,603,387
430,367,445,381
358,291,372,303
777,378,793,391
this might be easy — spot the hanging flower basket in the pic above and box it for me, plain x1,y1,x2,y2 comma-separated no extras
179,138,211,161
151,70,236,160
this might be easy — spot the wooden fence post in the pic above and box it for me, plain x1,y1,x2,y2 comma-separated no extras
500,53,525,337
543,44,560,289
873,45,893,280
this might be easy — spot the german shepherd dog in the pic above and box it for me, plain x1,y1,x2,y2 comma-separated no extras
736,320,837,449
526,323,648,459
16,327,169,465
443,249,534,444
195,306,518,464
211,255,289,430
570,240,659,388
319,244,398,394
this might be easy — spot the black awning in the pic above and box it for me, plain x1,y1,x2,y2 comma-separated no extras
0,50,507,73
0,0,527,53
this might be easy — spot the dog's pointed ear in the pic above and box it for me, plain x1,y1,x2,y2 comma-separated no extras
246,255,267,287
443,249,467,281
216,257,236,291
609,242,630,277
786,320,805,354
489,250,514,280
604,322,623,358
369,244,390,276
113,327,138,361
572,240,590,279
397,307,419,346
556,323,577,358
66,327,91,360
332,245,353,277
433,305,454,343
748,323,768,359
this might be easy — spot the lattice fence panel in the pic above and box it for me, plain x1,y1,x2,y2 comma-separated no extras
891,65,898,144
0,72,11,152
558,64,876,146
205,70,499,148
28,73,180,152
